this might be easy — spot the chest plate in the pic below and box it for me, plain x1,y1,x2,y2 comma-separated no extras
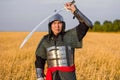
47,46,74,67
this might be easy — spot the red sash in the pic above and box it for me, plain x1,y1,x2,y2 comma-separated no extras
46,65,75,80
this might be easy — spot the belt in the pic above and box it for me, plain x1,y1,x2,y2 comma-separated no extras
46,65,75,80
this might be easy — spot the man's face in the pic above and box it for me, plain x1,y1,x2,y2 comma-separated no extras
51,20,63,36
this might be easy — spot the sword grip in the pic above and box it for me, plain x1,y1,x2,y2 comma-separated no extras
71,0,75,4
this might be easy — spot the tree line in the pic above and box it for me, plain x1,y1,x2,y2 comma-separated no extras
89,19,120,32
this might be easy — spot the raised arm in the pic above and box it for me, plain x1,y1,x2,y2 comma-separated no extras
64,2,93,41
64,2,93,28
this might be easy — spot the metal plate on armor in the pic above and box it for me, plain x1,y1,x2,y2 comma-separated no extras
47,46,74,67
48,59,68,67
47,46,66,59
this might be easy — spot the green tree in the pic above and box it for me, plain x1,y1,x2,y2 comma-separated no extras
93,21,102,32
90,19,120,32
103,20,113,32
113,19,120,31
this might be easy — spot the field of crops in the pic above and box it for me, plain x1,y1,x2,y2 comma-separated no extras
0,32,120,80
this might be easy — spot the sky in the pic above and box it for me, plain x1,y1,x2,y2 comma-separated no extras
0,0,120,31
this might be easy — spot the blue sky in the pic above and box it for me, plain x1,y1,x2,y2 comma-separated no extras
0,0,120,31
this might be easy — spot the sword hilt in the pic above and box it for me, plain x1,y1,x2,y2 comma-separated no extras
71,0,75,4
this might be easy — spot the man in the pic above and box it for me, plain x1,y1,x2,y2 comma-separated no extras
35,2,93,80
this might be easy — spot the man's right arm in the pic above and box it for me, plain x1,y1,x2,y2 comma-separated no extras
35,55,46,79
35,37,47,80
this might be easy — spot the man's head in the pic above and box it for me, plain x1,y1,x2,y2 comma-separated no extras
48,14,65,36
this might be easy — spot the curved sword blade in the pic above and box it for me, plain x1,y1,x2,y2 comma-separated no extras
20,8,65,49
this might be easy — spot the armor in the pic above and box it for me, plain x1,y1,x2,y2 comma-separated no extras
49,14,64,23
35,3,92,80
36,68,44,78
74,8,93,28
47,46,74,68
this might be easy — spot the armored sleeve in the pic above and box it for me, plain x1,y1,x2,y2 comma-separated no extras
35,55,46,78
35,37,47,78
72,7,93,41
73,7,93,28
65,22,90,48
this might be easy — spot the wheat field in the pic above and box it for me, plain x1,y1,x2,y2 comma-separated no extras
0,32,120,80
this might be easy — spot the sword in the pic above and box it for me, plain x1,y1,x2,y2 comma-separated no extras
20,0,75,49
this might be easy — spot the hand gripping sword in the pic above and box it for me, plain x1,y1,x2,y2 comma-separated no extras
20,0,75,49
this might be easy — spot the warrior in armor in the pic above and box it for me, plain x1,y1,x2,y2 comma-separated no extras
35,2,93,80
